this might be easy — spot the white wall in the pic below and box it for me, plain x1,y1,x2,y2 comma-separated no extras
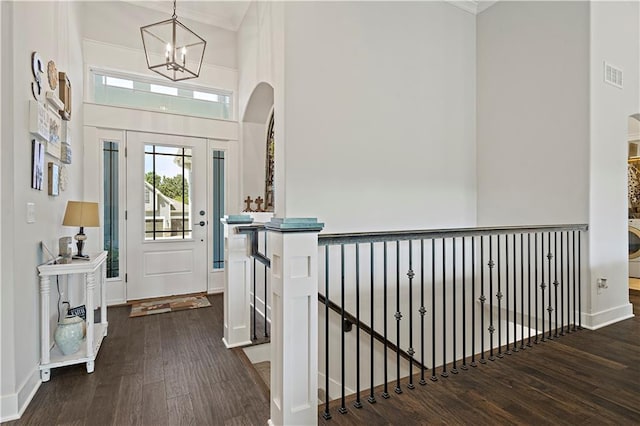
80,1,237,69
0,1,16,419
0,1,85,421
587,1,639,328
237,2,283,214
476,1,590,226
282,1,477,232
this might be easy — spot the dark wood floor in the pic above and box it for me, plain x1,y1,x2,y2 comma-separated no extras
7,295,270,426
6,293,639,425
319,291,640,425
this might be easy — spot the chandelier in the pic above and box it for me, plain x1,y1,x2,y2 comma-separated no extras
140,0,206,82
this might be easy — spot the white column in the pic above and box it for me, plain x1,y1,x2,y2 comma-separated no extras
267,218,324,426
222,216,254,348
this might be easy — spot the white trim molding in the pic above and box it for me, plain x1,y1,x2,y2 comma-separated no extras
581,302,634,330
447,0,498,15
0,367,41,422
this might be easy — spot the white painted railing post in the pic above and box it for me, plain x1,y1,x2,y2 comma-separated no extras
267,218,324,426
222,215,254,348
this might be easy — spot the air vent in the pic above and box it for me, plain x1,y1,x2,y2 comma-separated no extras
604,61,623,89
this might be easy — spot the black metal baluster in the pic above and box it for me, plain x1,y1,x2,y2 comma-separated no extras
572,231,577,331
512,234,518,353
552,232,558,338
488,236,495,362
535,233,540,344
323,246,331,420
547,232,553,340
253,256,257,341
461,237,468,370
560,232,565,336
452,238,458,374
369,242,377,403
354,244,362,409
339,244,347,414
564,231,571,333
395,241,403,393
408,240,416,388
527,234,533,347
480,236,486,364
420,239,427,385
442,238,449,377
471,236,478,368
497,235,503,359
578,231,582,329
505,235,511,356
520,234,525,350
431,239,438,380
383,242,390,398
264,236,269,338
541,233,547,342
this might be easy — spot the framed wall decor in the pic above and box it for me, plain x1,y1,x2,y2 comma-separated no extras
47,162,59,196
31,139,45,190
29,100,49,141
61,144,72,164
46,106,61,159
58,72,71,120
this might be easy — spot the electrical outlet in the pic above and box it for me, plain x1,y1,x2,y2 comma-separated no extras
597,277,608,294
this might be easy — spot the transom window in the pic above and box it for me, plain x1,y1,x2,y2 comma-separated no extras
91,69,232,120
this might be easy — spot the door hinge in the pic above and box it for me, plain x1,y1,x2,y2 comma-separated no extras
125,147,127,157
125,273,128,283
125,210,127,220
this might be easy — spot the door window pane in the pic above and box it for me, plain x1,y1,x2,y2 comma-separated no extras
144,144,193,240
213,150,225,269
103,141,119,278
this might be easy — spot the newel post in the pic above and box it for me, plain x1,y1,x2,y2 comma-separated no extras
222,215,254,348
267,218,324,426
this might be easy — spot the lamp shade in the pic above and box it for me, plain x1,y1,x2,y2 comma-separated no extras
62,201,100,227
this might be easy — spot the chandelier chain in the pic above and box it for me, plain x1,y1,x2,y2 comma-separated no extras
172,0,177,19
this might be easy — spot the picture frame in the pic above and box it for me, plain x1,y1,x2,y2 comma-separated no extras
31,139,45,190
46,105,61,159
61,143,72,164
29,100,49,141
48,162,59,196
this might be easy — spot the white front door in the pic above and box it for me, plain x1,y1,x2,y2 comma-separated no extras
126,131,208,300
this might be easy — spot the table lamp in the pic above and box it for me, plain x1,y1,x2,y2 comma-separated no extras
62,201,100,259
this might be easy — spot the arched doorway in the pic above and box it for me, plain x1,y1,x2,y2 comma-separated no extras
242,82,274,212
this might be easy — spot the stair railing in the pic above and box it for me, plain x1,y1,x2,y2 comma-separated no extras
317,224,587,419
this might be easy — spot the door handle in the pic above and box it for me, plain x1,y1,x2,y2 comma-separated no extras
198,221,206,227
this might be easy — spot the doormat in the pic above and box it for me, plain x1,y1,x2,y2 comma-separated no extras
130,295,211,318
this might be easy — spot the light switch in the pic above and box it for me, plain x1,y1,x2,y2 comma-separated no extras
26,203,36,223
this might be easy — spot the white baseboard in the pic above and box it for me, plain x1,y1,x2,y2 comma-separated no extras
318,372,355,401
581,303,634,330
0,366,41,422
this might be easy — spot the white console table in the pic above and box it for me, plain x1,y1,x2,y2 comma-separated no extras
37,251,108,382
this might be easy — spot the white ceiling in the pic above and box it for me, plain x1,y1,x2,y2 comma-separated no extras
125,1,251,31
126,0,498,32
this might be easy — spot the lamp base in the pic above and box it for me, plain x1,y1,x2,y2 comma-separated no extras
72,254,91,261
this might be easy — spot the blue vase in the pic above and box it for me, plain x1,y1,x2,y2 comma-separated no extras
54,315,84,355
